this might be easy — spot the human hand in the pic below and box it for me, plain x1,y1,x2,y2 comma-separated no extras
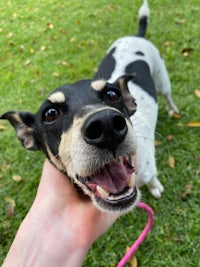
3,160,119,267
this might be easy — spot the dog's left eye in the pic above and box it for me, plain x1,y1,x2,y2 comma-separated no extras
105,89,121,102
43,108,60,123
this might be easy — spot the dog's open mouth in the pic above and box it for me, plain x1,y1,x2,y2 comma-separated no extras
77,156,138,211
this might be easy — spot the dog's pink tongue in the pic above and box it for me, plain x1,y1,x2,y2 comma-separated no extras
90,160,133,194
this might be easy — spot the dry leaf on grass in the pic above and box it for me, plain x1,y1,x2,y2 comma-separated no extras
187,121,200,127
194,89,200,98
5,197,16,217
52,72,60,77
129,255,137,267
168,155,175,168
155,140,162,146
181,183,193,200
0,125,6,131
40,45,46,51
167,135,174,142
47,23,54,29
182,47,194,57
1,161,7,172
126,247,138,267
12,175,22,182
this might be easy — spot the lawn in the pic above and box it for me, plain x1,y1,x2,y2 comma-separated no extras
0,0,200,266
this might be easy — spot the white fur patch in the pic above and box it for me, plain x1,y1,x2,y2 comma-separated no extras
91,79,106,91
48,92,65,103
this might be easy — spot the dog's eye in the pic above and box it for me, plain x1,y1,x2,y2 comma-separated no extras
43,108,60,123
105,89,121,102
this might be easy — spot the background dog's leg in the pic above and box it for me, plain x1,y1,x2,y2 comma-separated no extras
136,146,164,199
164,93,180,117
152,53,179,117
146,175,164,199
133,112,164,199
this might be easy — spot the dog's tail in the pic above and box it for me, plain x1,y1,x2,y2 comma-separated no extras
136,0,150,37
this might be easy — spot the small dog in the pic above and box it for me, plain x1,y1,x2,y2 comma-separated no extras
0,0,179,213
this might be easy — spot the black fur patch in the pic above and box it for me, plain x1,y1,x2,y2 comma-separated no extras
94,47,116,80
125,60,157,101
135,51,144,56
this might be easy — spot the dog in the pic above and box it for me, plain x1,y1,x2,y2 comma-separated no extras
0,0,179,213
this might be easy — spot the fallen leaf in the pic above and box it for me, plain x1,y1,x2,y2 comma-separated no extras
88,39,95,46
0,125,6,131
187,121,200,127
1,161,7,172
20,45,25,51
155,140,162,146
12,175,22,182
24,59,31,66
70,37,75,42
195,156,200,162
8,32,13,38
164,41,172,47
60,60,68,66
175,19,186,25
30,48,35,53
52,72,60,77
167,134,174,141
181,183,193,200
182,47,194,57
5,197,16,217
177,122,185,127
129,255,137,267
40,45,46,51
107,5,116,11
47,23,54,29
194,89,200,98
168,155,175,168
18,99,23,105
126,247,137,267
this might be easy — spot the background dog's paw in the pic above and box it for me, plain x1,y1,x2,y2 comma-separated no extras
147,178,164,199
168,109,180,119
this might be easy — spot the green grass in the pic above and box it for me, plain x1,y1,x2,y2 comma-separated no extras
0,0,200,266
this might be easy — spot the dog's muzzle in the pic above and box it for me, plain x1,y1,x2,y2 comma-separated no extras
77,109,139,211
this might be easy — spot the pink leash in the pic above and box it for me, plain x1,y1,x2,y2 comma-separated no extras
117,202,154,267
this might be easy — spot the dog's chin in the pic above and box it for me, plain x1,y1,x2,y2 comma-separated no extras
76,155,140,212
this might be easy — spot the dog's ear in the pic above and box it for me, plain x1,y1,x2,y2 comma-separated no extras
0,111,40,151
116,75,137,116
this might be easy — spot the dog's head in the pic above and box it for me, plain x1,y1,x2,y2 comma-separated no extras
1,75,140,212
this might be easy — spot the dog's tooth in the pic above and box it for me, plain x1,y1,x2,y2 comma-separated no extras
96,185,109,199
119,156,123,163
128,173,136,187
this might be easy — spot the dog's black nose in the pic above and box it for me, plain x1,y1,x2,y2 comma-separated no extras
82,109,127,151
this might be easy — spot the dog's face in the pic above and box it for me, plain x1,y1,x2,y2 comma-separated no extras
1,76,140,212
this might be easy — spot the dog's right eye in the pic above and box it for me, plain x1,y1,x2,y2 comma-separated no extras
104,89,121,102
43,108,60,123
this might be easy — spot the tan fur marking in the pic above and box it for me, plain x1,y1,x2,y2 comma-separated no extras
13,113,23,123
58,128,73,176
48,92,65,103
91,79,106,91
46,145,66,172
